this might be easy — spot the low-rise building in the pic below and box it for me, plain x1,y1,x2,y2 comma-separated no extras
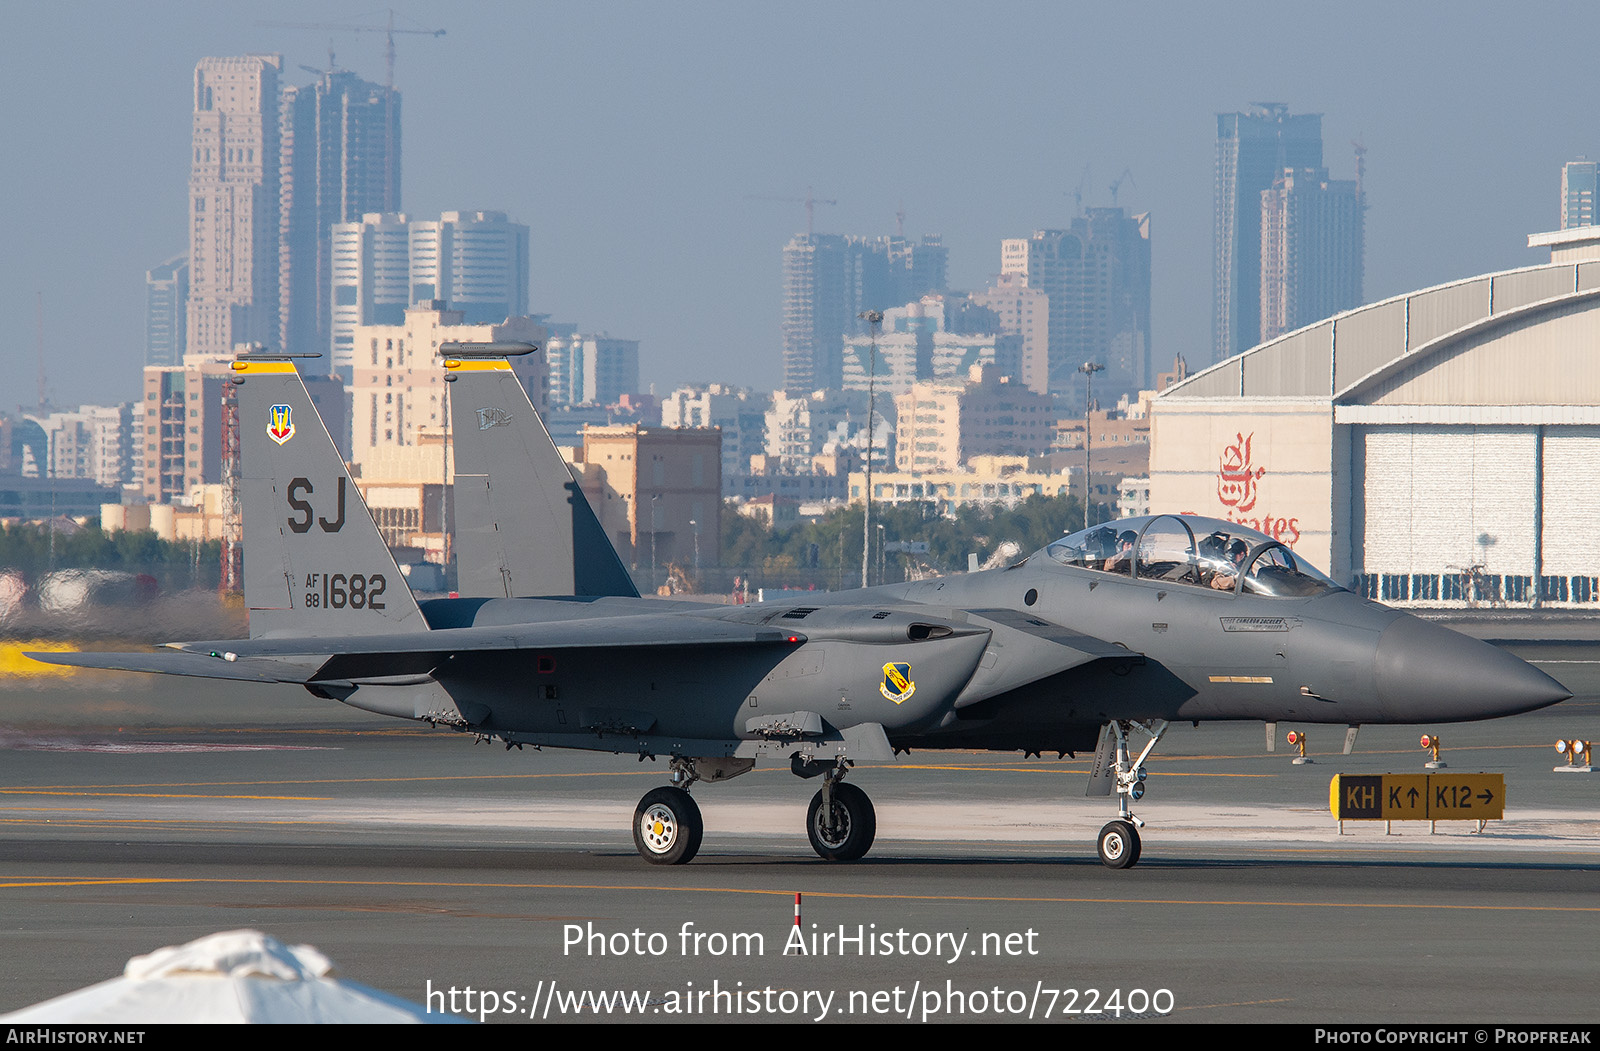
895,365,1054,472
574,425,722,571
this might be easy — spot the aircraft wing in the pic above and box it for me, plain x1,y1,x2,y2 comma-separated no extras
28,614,802,685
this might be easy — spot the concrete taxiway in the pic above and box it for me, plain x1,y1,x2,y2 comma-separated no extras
0,646,1596,1023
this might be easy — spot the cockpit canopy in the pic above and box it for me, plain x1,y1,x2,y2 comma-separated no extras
1038,514,1342,598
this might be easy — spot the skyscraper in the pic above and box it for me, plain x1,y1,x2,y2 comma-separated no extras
188,55,282,357
329,210,530,377
1214,103,1323,363
279,69,400,360
999,208,1151,397
545,334,641,407
1562,159,1597,229
780,233,946,394
408,211,529,324
145,256,188,366
1259,168,1363,342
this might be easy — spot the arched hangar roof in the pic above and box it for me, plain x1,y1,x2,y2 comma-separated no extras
1163,260,1600,410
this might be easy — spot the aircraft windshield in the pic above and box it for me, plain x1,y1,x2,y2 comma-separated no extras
1040,515,1342,597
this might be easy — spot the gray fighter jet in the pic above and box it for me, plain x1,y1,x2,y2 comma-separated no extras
32,351,1570,869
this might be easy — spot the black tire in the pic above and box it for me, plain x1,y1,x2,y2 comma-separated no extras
1097,820,1141,869
633,787,703,865
807,782,876,861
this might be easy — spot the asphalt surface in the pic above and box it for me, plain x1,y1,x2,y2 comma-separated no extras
0,631,1596,1024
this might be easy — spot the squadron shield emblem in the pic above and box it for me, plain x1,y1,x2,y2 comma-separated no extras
880,662,915,704
267,404,295,445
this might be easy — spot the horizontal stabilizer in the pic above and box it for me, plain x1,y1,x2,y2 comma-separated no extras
25,649,320,684
43,614,805,687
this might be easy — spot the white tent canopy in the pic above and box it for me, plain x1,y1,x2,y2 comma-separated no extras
2,930,468,1024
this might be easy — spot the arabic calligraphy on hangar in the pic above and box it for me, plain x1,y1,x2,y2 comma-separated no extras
1215,431,1300,546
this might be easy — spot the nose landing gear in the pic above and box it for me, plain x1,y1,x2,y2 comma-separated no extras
1089,719,1167,869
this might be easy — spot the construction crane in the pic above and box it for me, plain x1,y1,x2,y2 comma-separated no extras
257,10,445,211
1109,167,1135,207
258,10,445,92
1069,162,1092,216
746,186,838,235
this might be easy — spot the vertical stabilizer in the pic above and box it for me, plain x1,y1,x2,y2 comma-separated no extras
443,344,638,599
232,356,428,638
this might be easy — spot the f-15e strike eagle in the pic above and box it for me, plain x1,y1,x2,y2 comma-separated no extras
32,347,1570,869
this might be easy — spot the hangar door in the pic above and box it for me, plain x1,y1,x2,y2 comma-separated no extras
1537,426,1600,602
1357,426,1536,603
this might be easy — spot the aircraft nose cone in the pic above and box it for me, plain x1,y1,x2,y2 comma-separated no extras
1375,616,1570,720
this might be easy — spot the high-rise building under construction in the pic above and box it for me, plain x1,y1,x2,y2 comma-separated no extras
781,233,946,394
999,208,1151,398
1259,167,1363,343
1562,159,1597,230
279,69,400,360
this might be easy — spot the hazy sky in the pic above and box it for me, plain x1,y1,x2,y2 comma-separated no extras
2,1,1592,408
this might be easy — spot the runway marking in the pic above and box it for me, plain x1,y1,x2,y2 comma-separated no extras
1,771,698,792
0,807,104,812
5,877,1599,914
1174,998,1294,1013
0,740,339,754
0,790,331,801
881,765,1271,778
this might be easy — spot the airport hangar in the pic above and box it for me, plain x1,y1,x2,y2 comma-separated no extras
1149,228,1600,610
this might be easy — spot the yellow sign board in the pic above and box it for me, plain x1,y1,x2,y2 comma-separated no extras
1329,774,1505,821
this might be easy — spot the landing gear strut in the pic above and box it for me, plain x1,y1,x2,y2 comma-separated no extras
1093,719,1167,869
804,759,876,861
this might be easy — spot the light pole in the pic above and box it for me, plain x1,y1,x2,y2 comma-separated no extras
689,518,700,579
876,523,885,588
649,493,660,593
1079,361,1104,531
859,309,883,589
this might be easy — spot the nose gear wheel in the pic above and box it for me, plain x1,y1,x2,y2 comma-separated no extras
1097,819,1141,869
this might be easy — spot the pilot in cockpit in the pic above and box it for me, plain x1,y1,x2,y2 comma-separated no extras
1209,538,1249,591
1103,530,1138,574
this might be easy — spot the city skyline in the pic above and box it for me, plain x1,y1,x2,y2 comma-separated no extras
2,1,1591,409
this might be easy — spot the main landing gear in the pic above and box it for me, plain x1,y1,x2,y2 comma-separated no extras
633,786,702,866
630,752,880,865
805,765,876,862
1093,719,1168,870
632,756,751,865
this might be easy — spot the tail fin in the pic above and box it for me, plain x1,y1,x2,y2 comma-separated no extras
232,356,428,638
442,343,638,599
